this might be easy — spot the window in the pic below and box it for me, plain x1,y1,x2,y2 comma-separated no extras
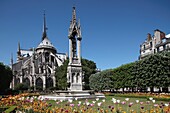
167,45,169,49
45,52,49,62
72,73,75,83
163,45,166,50
154,49,156,53
76,73,79,83
150,42,152,47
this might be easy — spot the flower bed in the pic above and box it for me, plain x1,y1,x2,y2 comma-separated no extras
0,93,170,113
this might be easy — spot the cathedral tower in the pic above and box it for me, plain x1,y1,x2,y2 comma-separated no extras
67,7,83,91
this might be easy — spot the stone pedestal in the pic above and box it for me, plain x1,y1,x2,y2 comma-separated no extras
71,83,82,91
39,90,105,100
67,64,82,91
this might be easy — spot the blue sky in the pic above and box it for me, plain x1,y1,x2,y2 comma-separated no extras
0,0,170,70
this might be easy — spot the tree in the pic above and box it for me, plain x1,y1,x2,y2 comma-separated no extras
0,62,13,94
82,59,97,89
89,69,113,92
132,52,170,92
55,59,69,90
111,62,135,92
89,73,99,91
132,60,147,91
91,51,170,93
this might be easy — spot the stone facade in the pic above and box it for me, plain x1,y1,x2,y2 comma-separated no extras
67,7,83,91
139,29,170,59
10,13,67,90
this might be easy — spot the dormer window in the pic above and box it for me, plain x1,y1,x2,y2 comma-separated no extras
143,45,146,50
46,42,48,44
150,42,152,47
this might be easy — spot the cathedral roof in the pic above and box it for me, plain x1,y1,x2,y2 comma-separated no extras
36,37,56,51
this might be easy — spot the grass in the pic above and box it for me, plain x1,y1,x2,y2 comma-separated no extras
4,106,17,113
106,93,170,102
0,106,17,113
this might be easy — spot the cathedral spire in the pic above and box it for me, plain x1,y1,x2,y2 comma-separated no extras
77,18,82,39
72,6,76,24
68,7,78,38
17,42,21,55
42,10,47,41
17,42,21,61
11,53,13,66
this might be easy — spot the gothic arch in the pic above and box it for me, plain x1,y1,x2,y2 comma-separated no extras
15,78,20,85
23,77,30,87
76,73,79,83
72,73,75,83
45,52,50,62
36,77,43,90
46,77,53,89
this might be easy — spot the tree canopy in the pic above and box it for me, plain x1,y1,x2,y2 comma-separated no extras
0,62,13,94
55,59,69,90
89,69,113,91
89,51,170,92
133,52,170,92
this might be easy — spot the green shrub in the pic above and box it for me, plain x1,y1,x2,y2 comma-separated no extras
14,83,29,91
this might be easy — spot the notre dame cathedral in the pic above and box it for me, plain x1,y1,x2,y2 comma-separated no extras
10,7,82,91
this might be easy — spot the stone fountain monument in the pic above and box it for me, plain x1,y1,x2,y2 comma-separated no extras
67,6,83,91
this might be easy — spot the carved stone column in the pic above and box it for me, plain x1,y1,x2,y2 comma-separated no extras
29,77,33,87
69,39,73,64
33,75,36,90
77,39,81,64
53,76,56,87
42,76,46,90
20,76,23,83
